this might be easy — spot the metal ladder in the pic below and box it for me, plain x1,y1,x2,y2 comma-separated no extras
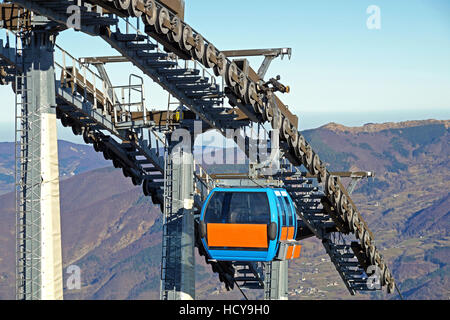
14,32,41,300
160,141,178,300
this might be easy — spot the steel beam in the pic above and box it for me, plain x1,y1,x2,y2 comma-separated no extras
221,48,291,58
160,133,195,300
264,261,289,300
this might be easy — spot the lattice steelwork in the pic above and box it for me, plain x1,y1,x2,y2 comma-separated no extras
160,137,196,300
15,31,42,300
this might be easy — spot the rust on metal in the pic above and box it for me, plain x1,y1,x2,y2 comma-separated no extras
0,3,31,31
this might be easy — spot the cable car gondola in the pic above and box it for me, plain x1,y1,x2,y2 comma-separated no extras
198,187,302,262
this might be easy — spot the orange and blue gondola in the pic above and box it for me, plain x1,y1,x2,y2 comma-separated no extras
198,187,301,262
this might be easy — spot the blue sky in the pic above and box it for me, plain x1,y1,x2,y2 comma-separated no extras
0,0,449,142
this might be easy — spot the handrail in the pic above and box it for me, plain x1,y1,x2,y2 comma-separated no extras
118,13,223,97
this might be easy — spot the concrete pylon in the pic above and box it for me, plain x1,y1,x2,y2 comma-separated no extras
16,28,62,300
160,131,195,300
264,260,289,300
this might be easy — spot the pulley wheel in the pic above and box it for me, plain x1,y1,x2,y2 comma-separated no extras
311,153,320,175
180,25,194,51
339,193,347,217
382,266,390,287
93,141,100,152
169,16,182,43
225,61,238,87
259,99,268,121
115,0,130,11
378,262,386,286
289,131,299,150
297,134,305,157
256,101,265,117
122,167,131,178
369,245,377,265
387,279,395,294
203,43,217,69
72,123,82,136
107,150,115,161
83,130,92,144
76,124,83,135
373,252,381,269
213,52,227,76
60,114,68,127
151,193,158,204
357,222,365,240
128,0,142,17
325,173,334,196
346,205,354,231
238,73,248,97
305,145,313,170
282,117,291,141
143,179,149,196
387,274,395,289
155,7,170,34
102,149,109,160
333,182,341,205
245,81,257,107
191,34,205,61
132,176,142,186
67,117,75,128
143,0,157,27
318,166,327,183
363,230,372,256
98,142,106,153
112,158,120,169
355,219,363,238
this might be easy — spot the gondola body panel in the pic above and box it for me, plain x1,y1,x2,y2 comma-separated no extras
199,188,300,262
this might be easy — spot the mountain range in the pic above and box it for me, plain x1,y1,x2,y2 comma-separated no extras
0,119,448,300
0,140,110,195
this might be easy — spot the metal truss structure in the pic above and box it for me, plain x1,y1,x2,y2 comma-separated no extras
0,0,398,300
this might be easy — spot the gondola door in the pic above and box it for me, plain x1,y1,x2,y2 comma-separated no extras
275,190,293,241
274,190,301,261
281,190,296,240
